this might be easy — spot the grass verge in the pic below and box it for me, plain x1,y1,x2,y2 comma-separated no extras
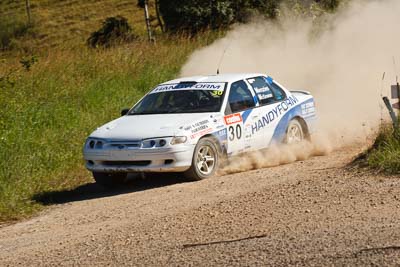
0,32,222,222
359,124,400,174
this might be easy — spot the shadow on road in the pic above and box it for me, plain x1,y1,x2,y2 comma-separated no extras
33,173,189,205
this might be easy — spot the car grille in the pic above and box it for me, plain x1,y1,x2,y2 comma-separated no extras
108,140,141,149
102,161,151,166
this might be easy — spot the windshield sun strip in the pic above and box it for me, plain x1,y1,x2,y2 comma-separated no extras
128,83,227,115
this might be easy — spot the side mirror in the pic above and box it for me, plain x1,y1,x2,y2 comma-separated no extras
121,108,130,116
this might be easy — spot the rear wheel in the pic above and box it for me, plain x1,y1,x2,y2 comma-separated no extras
284,119,304,144
184,137,219,181
92,172,127,187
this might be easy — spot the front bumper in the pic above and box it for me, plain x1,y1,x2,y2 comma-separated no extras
83,145,195,173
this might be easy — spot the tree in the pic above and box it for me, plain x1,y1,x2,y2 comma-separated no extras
155,0,340,34
158,0,281,33
316,0,339,10
158,0,234,33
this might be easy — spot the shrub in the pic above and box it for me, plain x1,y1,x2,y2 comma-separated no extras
87,16,138,48
20,55,38,71
361,124,400,174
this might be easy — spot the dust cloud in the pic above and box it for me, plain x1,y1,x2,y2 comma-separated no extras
217,141,329,175
181,0,400,173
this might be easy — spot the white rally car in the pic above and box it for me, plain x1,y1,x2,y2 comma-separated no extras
83,73,316,186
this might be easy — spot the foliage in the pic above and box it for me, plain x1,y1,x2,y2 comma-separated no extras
137,0,146,8
158,0,343,33
158,0,234,33
87,16,138,48
158,0,283,33
317,0,339,10
19,55,38,71
236,0,281,20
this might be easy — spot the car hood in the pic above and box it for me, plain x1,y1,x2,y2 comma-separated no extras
90,113,219,140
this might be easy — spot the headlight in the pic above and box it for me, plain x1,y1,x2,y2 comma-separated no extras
159,139,167,146
86,138,103,149
170,136,187,145
89,140,95,149
141,138,169,148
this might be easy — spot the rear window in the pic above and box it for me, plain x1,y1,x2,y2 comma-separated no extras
247,76,286,105
247,77,275,105
269,82,286,101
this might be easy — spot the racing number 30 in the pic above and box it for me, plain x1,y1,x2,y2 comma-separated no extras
228,125,242,141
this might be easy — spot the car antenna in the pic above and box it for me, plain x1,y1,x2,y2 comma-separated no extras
216,37,234,75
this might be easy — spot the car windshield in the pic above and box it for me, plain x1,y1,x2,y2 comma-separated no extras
129,82,226,114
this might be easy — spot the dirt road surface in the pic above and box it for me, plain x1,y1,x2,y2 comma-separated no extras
1,146,399,266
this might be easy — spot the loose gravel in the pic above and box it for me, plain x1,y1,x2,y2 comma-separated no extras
0,146,399,266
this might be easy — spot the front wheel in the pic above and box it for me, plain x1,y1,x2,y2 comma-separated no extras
184,137,219,181
92,172,127,187
284,119,304,144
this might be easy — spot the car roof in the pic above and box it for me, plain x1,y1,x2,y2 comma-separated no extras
160,73,268,84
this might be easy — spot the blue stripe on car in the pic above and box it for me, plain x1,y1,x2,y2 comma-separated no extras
269,98,315,145
241,109,253,123
266,76,273,84
211,129,228,153
253,95,258,105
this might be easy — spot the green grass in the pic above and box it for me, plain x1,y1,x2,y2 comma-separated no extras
0,32,222,222
364,125,400,174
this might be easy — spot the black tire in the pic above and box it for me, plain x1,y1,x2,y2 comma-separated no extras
184,137,219,181
92,172,127,187
284,119,305,144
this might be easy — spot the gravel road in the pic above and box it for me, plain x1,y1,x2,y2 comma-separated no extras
1,146,399,266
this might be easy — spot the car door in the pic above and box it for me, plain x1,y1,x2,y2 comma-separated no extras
246,76,288,149
224,80,257,155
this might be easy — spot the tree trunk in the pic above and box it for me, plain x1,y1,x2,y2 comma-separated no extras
144,0,154,42
25,0,31,25
155,0,164,32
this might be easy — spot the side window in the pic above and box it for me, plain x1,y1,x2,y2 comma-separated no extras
227,80,255,113
247,77,275,105
270,82,286,101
